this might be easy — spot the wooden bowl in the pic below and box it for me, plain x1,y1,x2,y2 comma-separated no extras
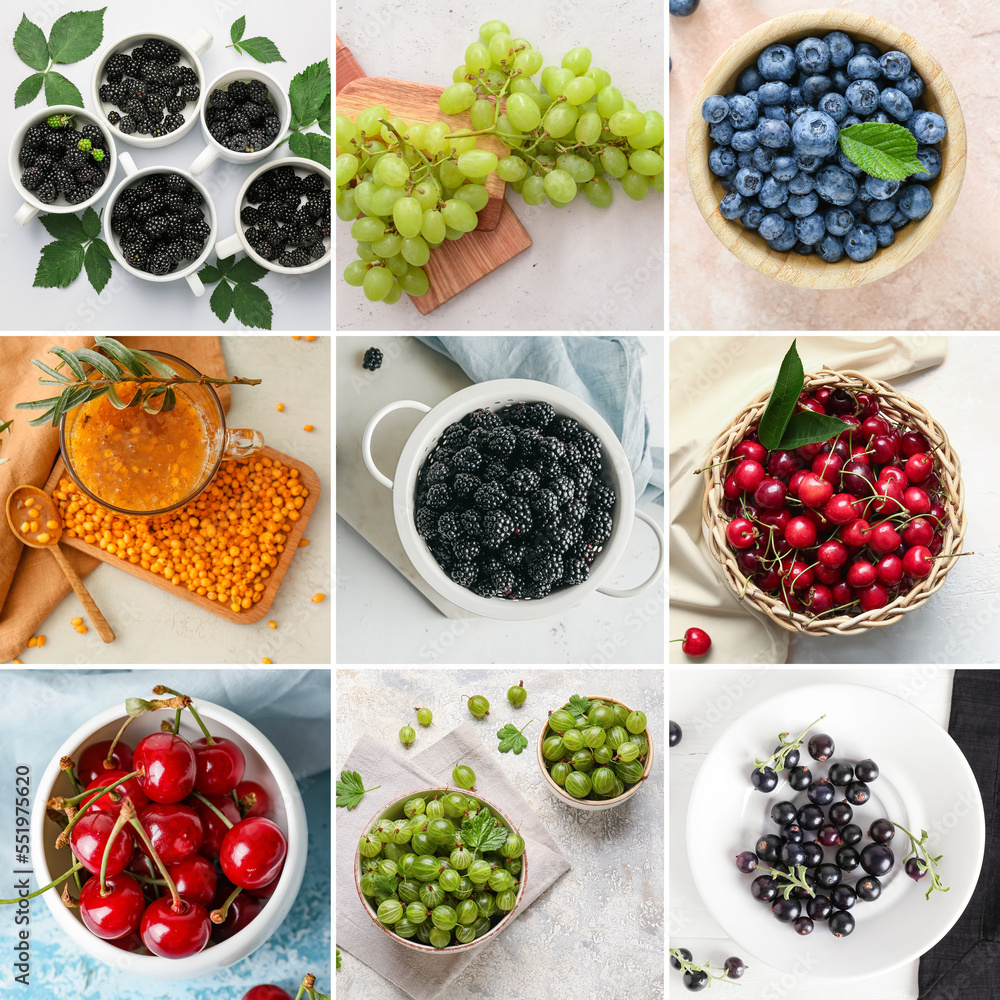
685,9,967,288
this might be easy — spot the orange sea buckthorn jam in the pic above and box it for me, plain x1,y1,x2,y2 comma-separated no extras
52,456,308,612
66,390,212,512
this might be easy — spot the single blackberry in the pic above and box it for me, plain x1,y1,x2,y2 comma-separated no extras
484,426,516,458
505,467,540,495
81,125,104,148
452,447,482,473
142,38,169,60
547,475,576,504
66,184,96,205
36,181,57,203
301,173,324,193
588,483,617,509
563,558,589,586
210,88,230,109
529,489,558,520
145,216,170,238
452,539,481,563
166,95,186,114
565,462,595,494
515,427,543,457
570,540,603,564
118,115,139,134
145,94,167,117
160,113,184,133
427,539,454,572
532,455,562,480
180,236,204,258
506,496,532,536
440,422,468,449
147,123,169,138
107,110,122,127
526,547,563,586
278,249,309,268
481,510,514,550
500,539,527,568
228,80,250,103
575,433,603,470
179,84,200,102
522,402,555,429
562,499,588,524
415,507,438,538
104,53,131,81
452,473,481,501
424,483,451,508
492,568,516,598
459,510,482,539
145,252,176,275
240,206,262,228
549,416,583,442
20,166,44,191
74,166,102,188
437,511,462,542
421,462,451,486
584,509,613,543
163,45,182,64
465,408,502,431
100,83,115,102
474,482,507,511
498,403,529,425
481,461,508,484
548,526,579,553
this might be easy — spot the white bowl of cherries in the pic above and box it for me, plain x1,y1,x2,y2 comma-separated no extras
25,689,307,978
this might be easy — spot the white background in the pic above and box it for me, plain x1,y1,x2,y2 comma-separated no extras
1,0,331,332
335,1,664,331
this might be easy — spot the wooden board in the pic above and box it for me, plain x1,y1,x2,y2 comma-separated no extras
41,447,320,625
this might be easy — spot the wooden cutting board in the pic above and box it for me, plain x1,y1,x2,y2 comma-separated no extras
336,36,532,314
42,448,320,625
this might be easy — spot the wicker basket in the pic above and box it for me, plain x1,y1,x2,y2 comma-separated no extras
702,367,967,636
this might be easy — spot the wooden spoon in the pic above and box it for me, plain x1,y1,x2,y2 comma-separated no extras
5,484,115,643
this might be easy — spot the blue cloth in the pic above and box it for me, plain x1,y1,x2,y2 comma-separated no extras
416,336,664,506
0,669,331,999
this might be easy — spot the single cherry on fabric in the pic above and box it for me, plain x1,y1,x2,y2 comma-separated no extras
138,803,205,865
192,737,246,795
79,873,145,940
134,733,197,804
77,740,134,787
140,896,211,959
220,817,287,890
70,812,135,876
189,792,241,856
82,769,149,816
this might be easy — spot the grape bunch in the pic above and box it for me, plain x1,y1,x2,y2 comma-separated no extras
335,18,663,306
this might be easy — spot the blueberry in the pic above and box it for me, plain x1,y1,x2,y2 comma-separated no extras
732,130,759,152
756,118,791,148
890,209,912,231
866,198,897,224
719,191,746,220
879,50,911,80
845,79,879,115
865,111,892,125
736,151,755,169
758,213,786,241
745,90,762,108
792,241,814,255
898,72,925,101
824,31,855,68
898,183,933,219
830,68,852,94
841,114,863,128
847,54,881,81
874,223,895,247
791,110,840,157
913,145,942,181
741,201,766,229
837,149,864,176
788,103,810,124
795,213,826,245
824,207,855,236
702,95,730,124
795,153,825,174
728,94,759,130
734,166,764,197
789,87,802,105
709,120,735,145
844,223,877,261
752,146,776,173
795,37,831,74
759,175,789,208
817,92,849,122
865,175,901,201
817,234,845,262
738,66,766,93
763,105,789,122
879,88,913,120
758,44,797,82
771,156,798,182
910,111,947,144
709,146,738,176
787,172,815,195
801,75,833,104
854,42,882,59
768,219,798,251
669,0,700,15
788,192,820,217
815,164,858,206
758,81,791,106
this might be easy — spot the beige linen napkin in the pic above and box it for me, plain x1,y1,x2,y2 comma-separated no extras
669,335,948,664
337,725,571,1000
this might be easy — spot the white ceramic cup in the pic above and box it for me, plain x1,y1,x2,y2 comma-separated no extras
190,69,291,176
90,29,212,149
103,152,218,296
214,156,331,274
9,105,118,226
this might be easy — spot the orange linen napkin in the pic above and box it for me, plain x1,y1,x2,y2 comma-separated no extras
0,336,228,662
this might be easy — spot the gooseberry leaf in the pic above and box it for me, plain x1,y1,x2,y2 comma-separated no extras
461,810,508,854
373,874,399,897
839,123,923,182
336,770,380,810
778,410,853,449
564,694,591,716
496,719,533,755
758,339,804,451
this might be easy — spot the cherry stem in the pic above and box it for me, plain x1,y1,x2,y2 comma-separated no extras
0,861,84,903
125,806,181,909
62,768,142,807
59,756,81,795
210,883,243,924
931,550,975,560
190,790,236,829
101,806,131,893
238,788,258,816
105,714,139,765
693,457,734,474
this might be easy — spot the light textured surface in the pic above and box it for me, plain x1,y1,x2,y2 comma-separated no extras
336,667,665,999
336,2,664,331
16,336,332,664
669,0,1000,329
669,667,953,998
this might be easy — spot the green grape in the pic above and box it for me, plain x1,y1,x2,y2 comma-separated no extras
372,233,402,258
586,66,611,90
466,41,491,75
374,153,409,188
503,833,525,859
399,724,416,748
438,160,465,189
352,178,375,215
454,185,490,213
443,792,467,818
496,112,524,146
454,924,476,944
425,798,444,820
543,168,577,203
453,875,475,899
369,184,405,216
406,121,430,150
561,45,592,75
510,77,543,104
488,32,514,67
597,86,624,119
444,225,464,241
421,209,446,244
452,763,476,789
336,188,357,222
514,48,543,76
507,680,527,706
487,868,513,892
377,899,403,925
543,103,577,138
651,171,664,193
582,177,613,207
628,115,665,150
562,728,585,752
609,110,647,137
392,196,423,239
479,19,510,42
617,741,640,763
429,927,451,949
343,260,367,287
571,749,595,772
599,146,628,178
355,104,388,135
563,76,597,106
521,175,546,205
622,98,638,111
575,110,602,145
506,93,541,132
425,121,450,154
481,68,506,90
556,153,595,183
626,710,648,734
440,82,476,114
546,68,575,99
335,153,359,187
386,253,408,276
411,181,440,210
550,761,572,786
361,137,387,158
399,264,429,296
419,881,446,907
592,766,616,796
450,846,473,871
350,217,384,242
457,149,499,179
450,133,478,155
581,725,606,749
463,693,491,718
358,833,381,858
542,735,565,761
401,236,430,267
379,117,407,144
452,64,471,84
431,904,458,931
335,114,358,148
469,98,494,130
467,859,492,885
438,868,462,892
565,770,592,799
630,150,663,176
589,703,617,729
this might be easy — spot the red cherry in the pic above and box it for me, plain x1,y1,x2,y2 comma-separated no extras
927,502,947,528
869,479,904,516
190,793,241,856
787,468,811,497
812,452,843,483
767,450,802,479
905,453,933,483
242,988,293,1000
783,561,813,590
733,440,766,463
840,519,872,547
755,568,781,591
902,545,933,579
868,521,901,555
796,441,824,461
849,446,871,466
108,930,145,953
814,388,831,407
680,627,711,657
168,854,218,908
846,561,877,588
754,478,787,510
798,473,833,509
797,397,826,415
733,459,766,492
804,584,834,613
817,540,848,569
138,803,204,865
838,414,861,439
860,416,889,439
212,889,263,942
77,740,134,787
723,472,740,500
784,517,817,549
902,486,930,515
70,812,135,876
134,733,197,804
79,873,145,941
858,582,889,611
726,517,757,549
82,770,149,816
831,580,854,605
900,431,929,457
140,897,211,959
244,867,283,899
192,737,247,796
236,781,273,820
876,554,904,586
220,817,287,890
823,494,858,525
813,563,840,585
855,392,879,420
902,517,934,547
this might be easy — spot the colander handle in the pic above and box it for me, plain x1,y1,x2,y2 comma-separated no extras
597,508,665,599
362,400,431,489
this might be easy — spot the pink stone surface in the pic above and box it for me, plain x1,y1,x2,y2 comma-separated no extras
669,0,1000,330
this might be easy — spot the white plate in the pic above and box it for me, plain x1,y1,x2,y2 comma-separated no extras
686,683,985,980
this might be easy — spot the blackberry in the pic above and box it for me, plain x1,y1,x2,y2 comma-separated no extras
563,558,589,586
437,511,462,542
522,402,555,429
505,468,540,495
440,422,469,449
104,53,131,81
142,38,169,61
532,455,562,480
492,568,516,597
163,45,182,64
452,473,481,501
500,539,527,568
66,184,96,205
547,475,576,503
74,167,102,188
526,548,563,586
278,249,309,268
465,408,502,431
588,483,617,509
452,540,481,562
481,510,514,549
147,123,169,138
20,166,44,191
107,110,122,126
246,79,269,104
548,526,578,553
146,252,176,275
428,539,454,572
550,416,583,441
421,462,451,486
228,80,250,103
584,509,613,543
498,403,529,425
180,237,204,259
301,173,324,193
474,482,507,511
515,427,543,457
240,206,262,227
452,447,482,473
506,497,532,536
565,462,594,494
424,483,451,508
179,85,200,102
100,83,115,103
415,507,438,538
484,426,516,458
562,499,588,524
36,181,57,203
81,125,104,147
570,540,603,564
481,462,508,484
575,433,603,470
166,95,185,114
163,113,185,133
210,89,230,109
119,115,138,134
459,510,482,539
529,489,558,520
145,216,170,238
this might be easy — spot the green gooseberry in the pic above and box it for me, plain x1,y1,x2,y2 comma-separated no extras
562,728,585,752
592,766,616,796
632,731,650,754
574,714,588,728
427,817,456,847
626,709,647,735
453,876,475,899
452,764,476,790
389,819,412,844
454,923,476,943
431,904,458,930
507,681,527,707
420,881,446,907
407,815,429,836
360,873,377,896
397,853,417,876
615,758,645,784
547,709,577,733
411,855,439,882
475,890,496,917
383,842,407,863
571,749,595,772
377,859,398,878
618,741,640,763
468,859,492,884
565,770,592,799
550,761,572,786
542,735,565,760
450,846,473,871
438,868,462,892
403,797,426,818
612,777,626,797
395,917,418,939
410,831,434,855
415,920,433,944
429,926,451,949
361,857,380,874
495,889,517,911
398,878,421,902
405,901,428,924
377,899,403,924
358,833,382,858
505,857,522,877
503,832,525,859
464,694,490,719
374,819,395,843
425,798,445,819
582,725,606,748
473,915,492,937
605,725,629,749
488,868,513,892
594,744,614,765
589,703,616,729
416,706,433,726
443,792,467,818
399,724,416,748
611,703,629,727
456,899,479,925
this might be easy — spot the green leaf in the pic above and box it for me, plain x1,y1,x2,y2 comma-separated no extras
30,359,72,383
839,123,924,182
289,59,331,129
49,346,86,380
26,407,57,427
73,347,120,380
239,36,285,64
48,8,106,64
198,264,222,285
460,809,508,853
129,349,177,378
159,388,176,413
94,336,145,376
14,395,63,410
232,282,272,330
496,719,533,755
336,770,380,810
104,382,132,409
81,207,101,240
565,694,591,716
299,131,331,167
230,15,246,44
779,410,855,449
43,71,83,108
758,340,804,451
229,257,268,284
33,240,85,288
14,73,45,108
91,237,114,259
288,130,310,159
52,385,94,425
40,212,86,243
14,15,49,70
210,280,234,323
216,255,235,276
318,93,331,135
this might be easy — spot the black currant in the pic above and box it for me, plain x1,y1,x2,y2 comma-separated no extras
829,910,855,937
844,780,871,805
735,851,758,874
817,823,840,847
839,823,863,846
793,915,814,935
788,766,812,791
751,875,779,902
905,857,927,881
830,883,857,910
669,947,693,970
782,842,806,866
836,846,861,872
855,758,879,782
755,834,783,864
682,969,708,991
814,862,842,889
780,822,804,844
771,801,798,827
829,801,853,826
868,818,895,844
801,840,824,868
807,894,833,921
771,897,801,923
670,720,682,747
807,778,835,806
724,957,746,980
861,843,894,876
773,744,799,770
797,804,825,831
807,733,835,761
751,766,778,792
828,762,854,786
791,874,818,900
856,875,882,901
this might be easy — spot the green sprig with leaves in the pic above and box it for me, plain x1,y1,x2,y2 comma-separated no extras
336,770,380,810
278,59,331,167
198,256,274,329
893,821,950,900
0,417,12,466
753,714,826,773
14,336,261,427
33,207,114,293
13,8,106,109
228,16,285,63
762,863,816,900
669,949,739,987
496,719,533,754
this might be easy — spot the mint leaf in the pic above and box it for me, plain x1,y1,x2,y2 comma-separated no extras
778,410,853,449
758,340,804,451
47,8,106,64
210,280,233,323
230,16,246,44
39,213,86,242
43,71,82,108
229,257,268,283
33,241,84,288
239,36,285,64
232,281,272,329
289,59,331,128
83,244,112,293
839,123,923,182
15,73,45,108
81,207,101,240
14,15,49,70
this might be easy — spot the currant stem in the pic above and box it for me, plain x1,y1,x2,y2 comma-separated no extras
754,714,826,771
0,861,84,903
190,790,236,829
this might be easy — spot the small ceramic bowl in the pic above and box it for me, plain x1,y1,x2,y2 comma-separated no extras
9,105,118,226
537,695,654,812
686,8,967,288
91,29,212,149
214,156,331,274
30,698,307,978
190,69,291,175
353,787,527,954
103,152,218,296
